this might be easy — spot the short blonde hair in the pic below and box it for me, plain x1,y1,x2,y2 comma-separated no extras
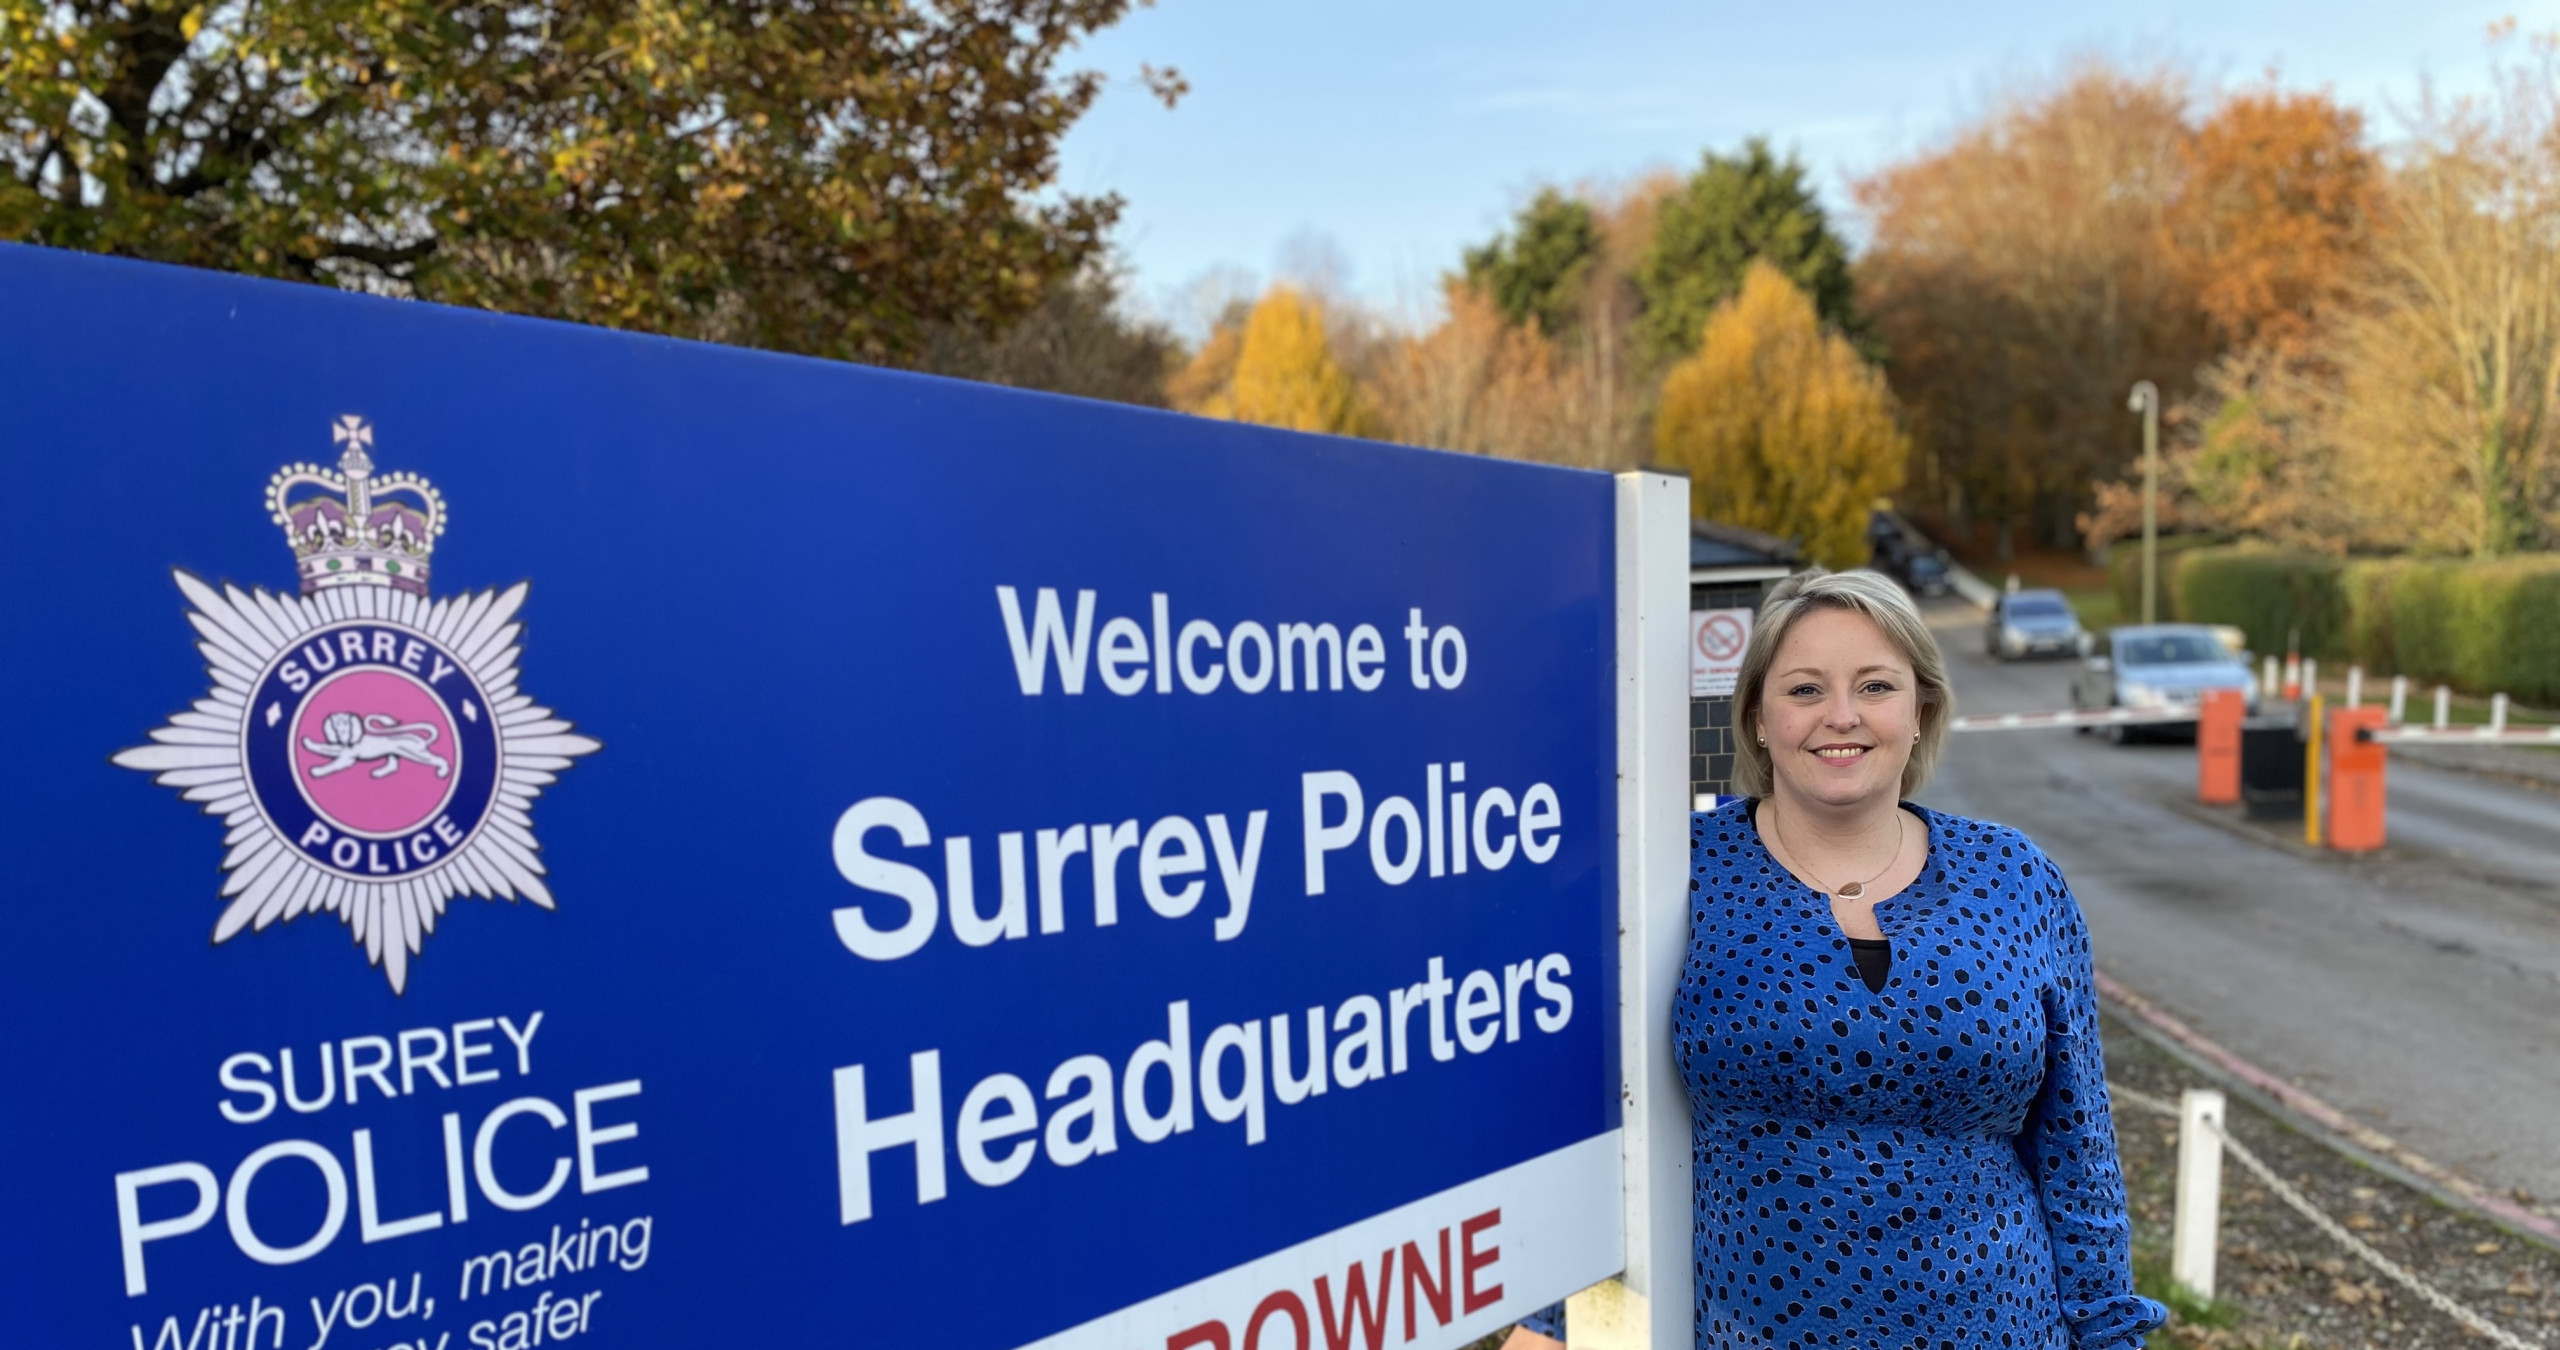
1732,567,1954,800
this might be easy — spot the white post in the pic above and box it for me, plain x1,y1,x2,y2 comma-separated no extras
2262,656,2279,700
2434,685,2451,730
2389,675,2408,725
2345,666,2362,709
2302,657,2318,702
1574,471,1693,1350
2171,1088,2227,1303
2491,692,2509,736
2130,381,2161,625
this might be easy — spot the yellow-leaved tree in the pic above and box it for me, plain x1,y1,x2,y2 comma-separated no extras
1655,260,1909,567
1178,287,1372,434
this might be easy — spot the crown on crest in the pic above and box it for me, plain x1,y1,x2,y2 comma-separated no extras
266,416,447,596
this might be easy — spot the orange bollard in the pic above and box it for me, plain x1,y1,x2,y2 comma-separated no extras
2327,705,2389,852
2198,688,2243,805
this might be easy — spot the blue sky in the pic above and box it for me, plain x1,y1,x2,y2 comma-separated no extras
1056,0,2525,333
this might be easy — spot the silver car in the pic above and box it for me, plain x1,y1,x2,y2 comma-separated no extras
1985,588,2086,660
2071,624,2260,740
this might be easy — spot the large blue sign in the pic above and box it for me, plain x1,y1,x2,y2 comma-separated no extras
0,245,1621,1349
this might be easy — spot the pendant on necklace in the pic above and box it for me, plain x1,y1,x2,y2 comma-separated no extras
1836,882,1865,900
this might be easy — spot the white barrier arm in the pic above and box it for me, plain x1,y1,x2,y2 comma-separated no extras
1570,472,1693,1350
1948,707,2197,732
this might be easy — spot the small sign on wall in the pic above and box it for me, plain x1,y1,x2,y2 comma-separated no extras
1691,607,1753,696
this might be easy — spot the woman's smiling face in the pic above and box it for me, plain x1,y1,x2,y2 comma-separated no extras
1756,605,1920,810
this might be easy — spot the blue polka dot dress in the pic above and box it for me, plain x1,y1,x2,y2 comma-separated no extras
1678,800,2167,1350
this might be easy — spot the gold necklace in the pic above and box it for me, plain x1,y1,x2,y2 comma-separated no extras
1766,807,1906,901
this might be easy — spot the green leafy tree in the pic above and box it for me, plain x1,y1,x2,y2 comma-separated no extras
1636,138,1857,358
1461,187,1599,338
0,1,1175,364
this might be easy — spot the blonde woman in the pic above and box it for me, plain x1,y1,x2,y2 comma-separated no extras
1680,569,2164,1349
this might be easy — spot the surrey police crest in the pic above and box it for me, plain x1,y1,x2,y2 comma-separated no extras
116,417,599,992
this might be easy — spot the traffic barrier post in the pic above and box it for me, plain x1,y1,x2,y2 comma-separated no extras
2303,657,2319,702
2389,675,2408,725
2197,689,2243,805
2491,692,2509,734
2327,706,2388,852
2303,695,2325,848
2433,685,2451,730
2171,1088,2227,1303
2345,665,2362,708
2261,656,2279,700
2117,1082,2549,1349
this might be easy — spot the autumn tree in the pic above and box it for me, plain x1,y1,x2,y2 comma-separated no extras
1638,139,1857,360
1856,59,2211,553
1443,175,1675,468
2107,43,2560,560
2172,88,2379,361
2074,87,2381,551
1364,282,1609,466
2322,36,2560,556
0,0,1175,364
1654,261,1908,567
1174,286,1371,435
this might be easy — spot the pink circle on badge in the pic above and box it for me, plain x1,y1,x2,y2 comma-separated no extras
293,668,461,834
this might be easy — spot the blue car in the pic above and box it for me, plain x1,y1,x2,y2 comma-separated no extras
2071,624,2260,740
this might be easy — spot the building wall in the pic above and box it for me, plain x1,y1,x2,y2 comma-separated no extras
1689,579,1775,805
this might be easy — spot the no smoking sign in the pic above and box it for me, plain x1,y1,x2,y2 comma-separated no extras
1691,607,1754,696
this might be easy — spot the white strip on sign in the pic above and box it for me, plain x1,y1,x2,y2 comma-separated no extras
1020,1132,1624,1350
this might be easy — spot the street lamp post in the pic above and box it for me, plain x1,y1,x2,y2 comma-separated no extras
2127,380,2160,626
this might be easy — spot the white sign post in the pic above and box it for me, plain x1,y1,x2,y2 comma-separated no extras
1565,472,1696,1350
1690,608,1753,697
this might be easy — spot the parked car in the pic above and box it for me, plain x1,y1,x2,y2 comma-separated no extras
2070,623,2260,741
1985,589,2085,660
1869,531,1955,598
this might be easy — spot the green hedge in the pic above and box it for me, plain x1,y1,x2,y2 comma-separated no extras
2155,547,2560,703
2106,535,2221,622
2385,556,2560,704
2171,547,2346,660
2339,560,2405,672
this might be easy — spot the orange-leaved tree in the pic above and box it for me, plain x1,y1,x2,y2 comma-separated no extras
2075,88,2381,552
2172,87,2380,362
1176,287,1371,435
1855,59,2209,551
1654,261,1908,567
1364,282,1608,465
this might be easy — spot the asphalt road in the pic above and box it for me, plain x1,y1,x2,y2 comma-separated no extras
1911,598,2560,1210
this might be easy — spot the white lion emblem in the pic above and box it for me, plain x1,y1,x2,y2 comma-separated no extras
302,711,451,780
